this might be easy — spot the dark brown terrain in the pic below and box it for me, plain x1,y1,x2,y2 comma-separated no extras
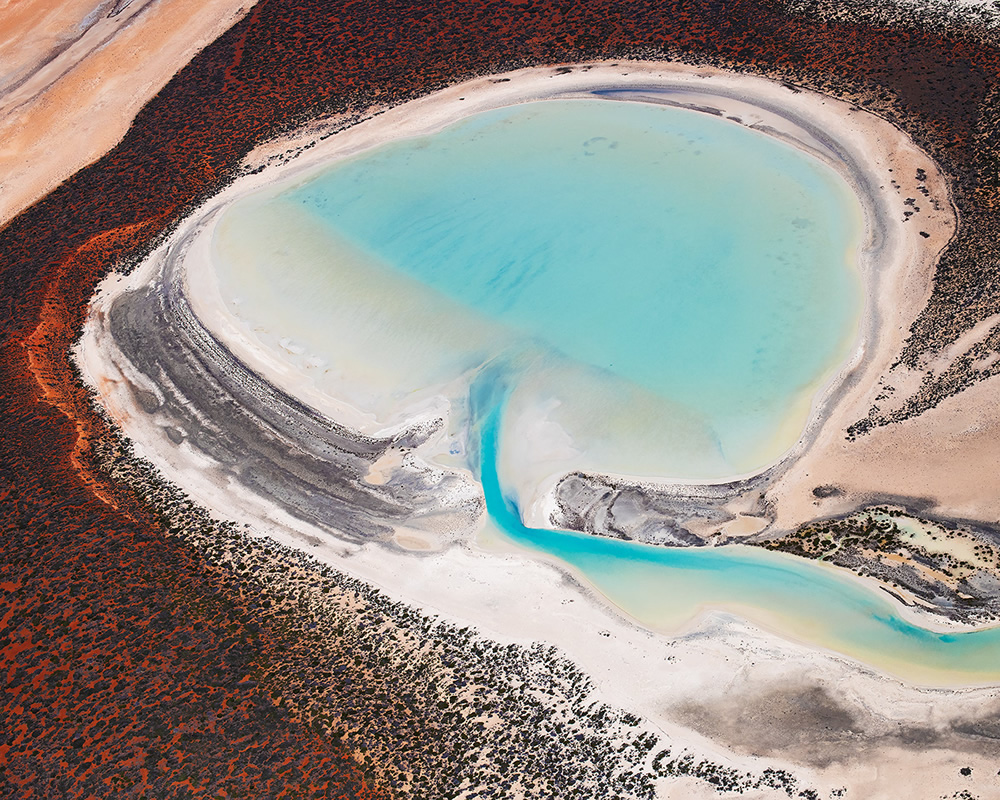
3,0,1000,796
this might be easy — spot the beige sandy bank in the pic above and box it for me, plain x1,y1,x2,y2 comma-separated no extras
172,59,974,538
0,0,251,226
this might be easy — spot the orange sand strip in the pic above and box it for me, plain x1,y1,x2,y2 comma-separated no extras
0,0,251,226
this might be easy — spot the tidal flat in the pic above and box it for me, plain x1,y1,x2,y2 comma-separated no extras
75,61,1000,798
12,0,1000,797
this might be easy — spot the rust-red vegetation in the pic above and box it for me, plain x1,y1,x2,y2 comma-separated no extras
2,0,999,795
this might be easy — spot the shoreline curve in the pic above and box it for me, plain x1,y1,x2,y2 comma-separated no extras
76,60,982,687
82,61,954,540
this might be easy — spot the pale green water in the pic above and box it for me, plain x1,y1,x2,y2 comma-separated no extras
281,99,862,476
210,97,1000,683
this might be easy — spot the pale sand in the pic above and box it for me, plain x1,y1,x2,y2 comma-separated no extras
77,61,1000,797
0,0,250,226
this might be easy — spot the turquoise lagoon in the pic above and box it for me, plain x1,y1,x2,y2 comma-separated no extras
212,98,1000,682
216,99,862,481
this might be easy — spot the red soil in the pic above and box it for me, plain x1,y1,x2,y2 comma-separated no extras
2,0,999,795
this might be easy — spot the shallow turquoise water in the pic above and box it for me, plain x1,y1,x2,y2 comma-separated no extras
212,98,1000,682
283,98,862,476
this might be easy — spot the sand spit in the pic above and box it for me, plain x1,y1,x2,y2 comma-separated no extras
0,0,250,226
78,62,1000,798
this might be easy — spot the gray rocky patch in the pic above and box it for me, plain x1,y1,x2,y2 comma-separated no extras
550,470,773,546
103,233,483,546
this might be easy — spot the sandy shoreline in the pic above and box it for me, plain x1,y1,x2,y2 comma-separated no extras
76,61,1000,797
172,60,956,529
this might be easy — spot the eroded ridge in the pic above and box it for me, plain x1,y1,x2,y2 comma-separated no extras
99,230,482,544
